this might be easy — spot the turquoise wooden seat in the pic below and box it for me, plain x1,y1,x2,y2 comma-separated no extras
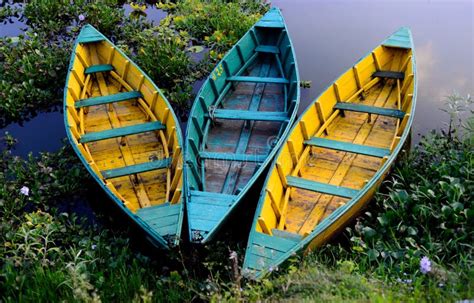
305,137,390,158
255,45,280,54
286,176,359,199
75,91,142,108
79,121,165,143
208,109,288,122
101,158,171,179
373,71,404,80
84,64,114,75
334,102,405,119
200,151,266,163
227,76,289,84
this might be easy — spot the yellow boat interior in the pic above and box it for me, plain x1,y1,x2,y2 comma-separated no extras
256,43,415,239
64,28,183,217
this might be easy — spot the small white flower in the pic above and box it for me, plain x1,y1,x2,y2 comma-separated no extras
91,244,97,250
20,186,29,196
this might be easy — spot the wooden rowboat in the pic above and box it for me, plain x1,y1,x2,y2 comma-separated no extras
185,8,300,243
64,25,184,249
243,27,417,278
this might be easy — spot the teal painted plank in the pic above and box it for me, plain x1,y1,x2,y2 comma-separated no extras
141,209,179,221
252,232,297,252
305,137,390,158
209,109,288,122
271,229,302,242
334,102,405,119
200,151,266,163
250,244,285,260
255,21,285,28
75,91,142,108
286,176,359,199
136,203,180,220
84,64,114,74
145,213,179,228
255,45,280,54
227,76,289,84
101,157,171,179
190,190,236,204
382,27,412,49
155,224,178,236
187,202,229,222
79,121,165,143
78,35,105,44
373,70,405,80
245,252,273,271
189,218,218,233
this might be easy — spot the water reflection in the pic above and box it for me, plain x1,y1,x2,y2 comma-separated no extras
273,0,473,140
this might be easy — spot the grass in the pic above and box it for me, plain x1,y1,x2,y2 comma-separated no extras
0,0,472,301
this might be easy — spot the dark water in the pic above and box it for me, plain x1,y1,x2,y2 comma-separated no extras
274,0,474,139
1,0,473,154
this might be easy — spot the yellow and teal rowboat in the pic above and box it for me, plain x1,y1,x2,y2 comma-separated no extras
64,25,184,249
243,27,417,278
184,8,300,244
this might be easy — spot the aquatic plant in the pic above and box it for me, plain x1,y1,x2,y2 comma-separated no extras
0,34,69,126
161,0,268,55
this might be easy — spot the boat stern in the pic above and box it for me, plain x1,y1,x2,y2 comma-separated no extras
243,231,299,279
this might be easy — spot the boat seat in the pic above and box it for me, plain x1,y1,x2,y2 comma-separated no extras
255,45,280,54
286,176,359,199
75,91,142,108
305,137,390,158
334,102,405,119
372,70,404,80
101,158,171,179
200,151,266,163
84,64,114,75
207,109,288,122
227,76,289,84
79,121,165,143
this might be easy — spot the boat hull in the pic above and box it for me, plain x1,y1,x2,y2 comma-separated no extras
64,25,184,249
184,8,300,244
243,27,417,278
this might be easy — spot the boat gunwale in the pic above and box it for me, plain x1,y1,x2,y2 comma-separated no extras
63,24,185,250
184,7,301,244
244,26,418,278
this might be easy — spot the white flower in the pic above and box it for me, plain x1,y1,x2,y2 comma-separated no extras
91,244,97,250
20,186,29,196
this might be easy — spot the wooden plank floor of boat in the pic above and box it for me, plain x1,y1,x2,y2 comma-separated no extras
84,46,167,212
204,57,285,195
285,50,405,235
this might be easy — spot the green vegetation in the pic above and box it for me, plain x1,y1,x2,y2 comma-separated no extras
0,0,266,125
0,0,472,301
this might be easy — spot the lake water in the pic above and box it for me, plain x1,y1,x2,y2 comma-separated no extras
274,0,473,138
0,0,473,155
